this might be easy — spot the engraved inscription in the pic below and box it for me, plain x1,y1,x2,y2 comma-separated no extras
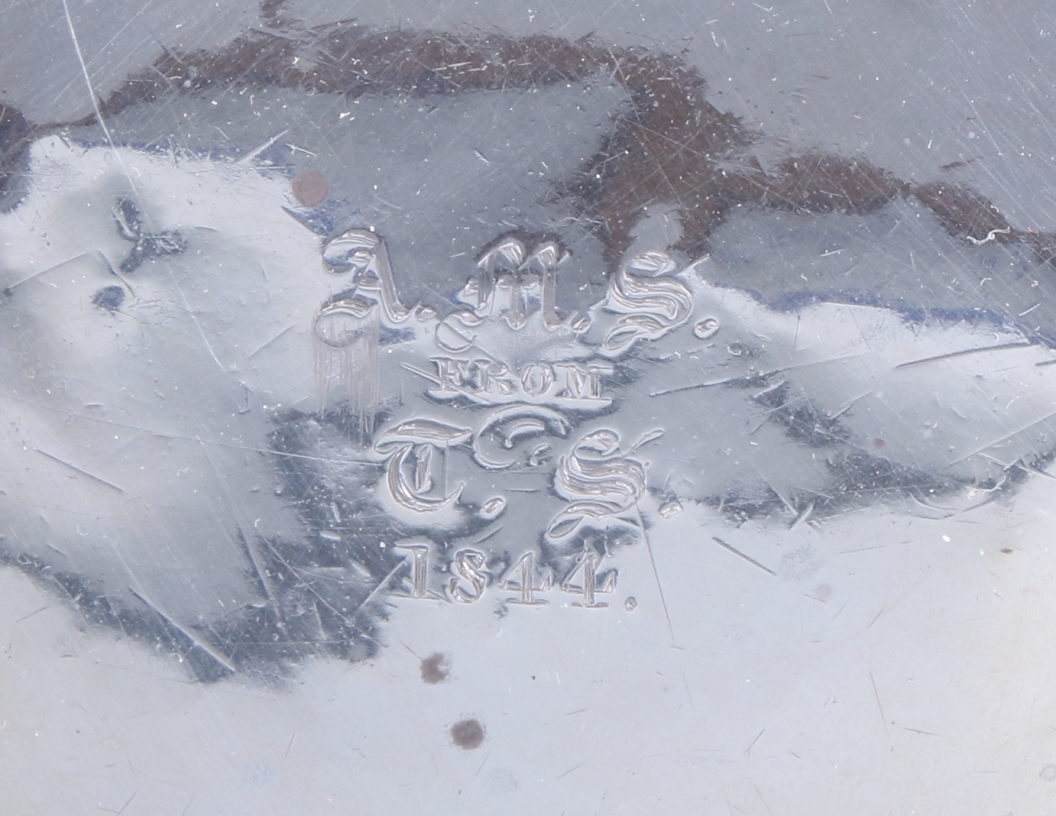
428,357,612,407
302,227,1056,620
561,550,616,609
499,552,553,606
381,540,618,609
448,549,490,603
10,24,1056,680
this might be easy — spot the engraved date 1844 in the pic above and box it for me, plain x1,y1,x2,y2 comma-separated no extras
390,543,618,610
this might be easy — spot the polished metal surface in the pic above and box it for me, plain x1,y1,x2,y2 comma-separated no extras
3,2,1056,813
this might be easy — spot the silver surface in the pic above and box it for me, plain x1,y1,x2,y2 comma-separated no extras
3,2,1056,814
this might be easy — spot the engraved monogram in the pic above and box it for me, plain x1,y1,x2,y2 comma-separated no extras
299,228,709,608
301,218,1056,615
6,113,1056,676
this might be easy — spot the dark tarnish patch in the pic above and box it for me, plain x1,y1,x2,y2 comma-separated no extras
420,652,451,684
560,50,749,263
450,718,485,750
0,103,32,209
752,382,850,448
762,153,907,217
292,170,328,208
0,537,387,683
91,285,125,312
822,451,963,513
0,549,234,682
912,181,1011,242
0,104,30,164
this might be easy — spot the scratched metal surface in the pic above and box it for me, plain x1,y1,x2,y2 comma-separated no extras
4,2,1056,814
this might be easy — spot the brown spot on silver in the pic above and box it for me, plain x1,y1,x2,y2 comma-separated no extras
450,718,484,750
420,652,450,684
292,169,328,207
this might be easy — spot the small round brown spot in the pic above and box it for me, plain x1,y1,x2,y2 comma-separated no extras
450,718,485,750
292,169,328,207
873,438,886,449
420,652,450,684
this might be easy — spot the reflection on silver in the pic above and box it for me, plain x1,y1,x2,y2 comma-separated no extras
7,136,1056,677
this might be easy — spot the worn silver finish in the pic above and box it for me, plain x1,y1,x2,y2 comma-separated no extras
4,3,1056,814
